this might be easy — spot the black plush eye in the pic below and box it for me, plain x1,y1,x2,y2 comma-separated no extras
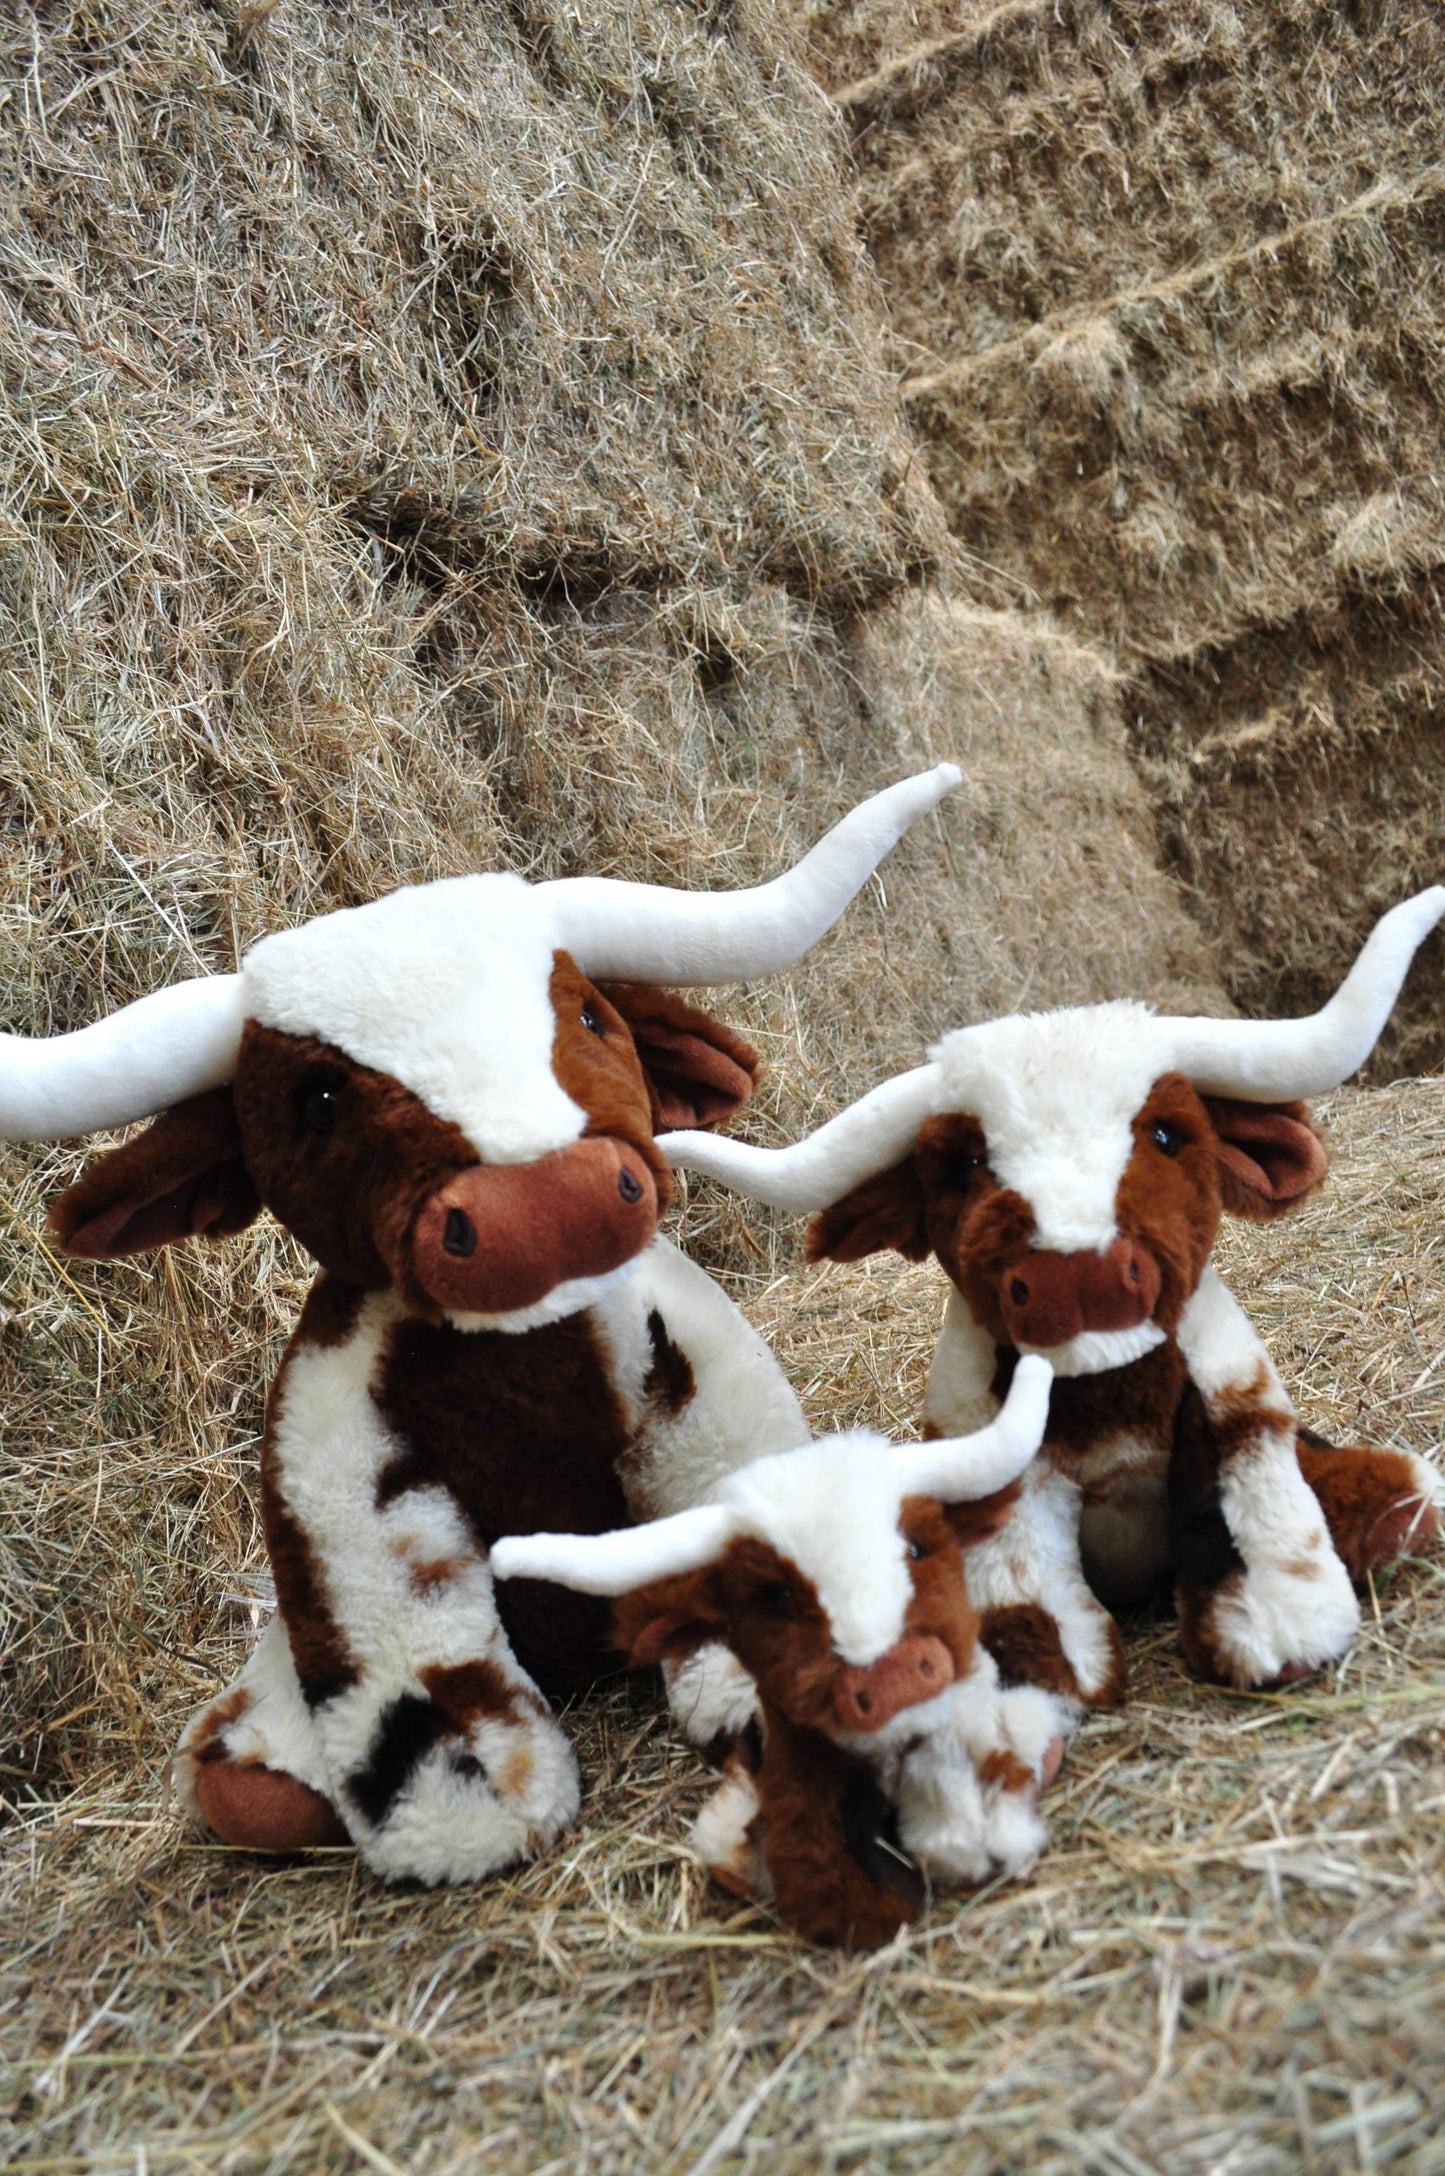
299,1081,341,1136
580,1006,606,1038
760,1581,796,1617
907,1539,931,1562
1150,1120,1186,1158
949,1152,985,1188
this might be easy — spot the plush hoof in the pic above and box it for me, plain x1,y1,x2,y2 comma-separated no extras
1039,1734,1066,1791
710,1864,762,1900
194,1759,349,1852
1359,1495,1440,1577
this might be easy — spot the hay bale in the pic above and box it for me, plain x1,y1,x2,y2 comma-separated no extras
803,0,1445,1073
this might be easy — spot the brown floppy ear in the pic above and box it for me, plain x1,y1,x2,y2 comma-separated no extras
596,982,760,1131
806,1156,930,1264
611,1561,730,1668
942,1480,1022,1550
49,1088,261,1259
1201,1097,1329,1222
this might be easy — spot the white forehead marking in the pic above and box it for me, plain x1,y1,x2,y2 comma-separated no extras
931,1002,1177,1252
242,875,585,1164
717,1432,911,1667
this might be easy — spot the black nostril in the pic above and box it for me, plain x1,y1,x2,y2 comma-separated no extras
443,1207,477,1258
919,1657,935,1677
1009,1274,1030,1306
618,1166,643,1205
855,1689,872,1713
1125,1256,1140,1284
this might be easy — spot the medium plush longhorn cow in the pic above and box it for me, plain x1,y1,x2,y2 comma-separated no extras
660,892,1445,1705
2,768,960,1886
493,1357,1060,1949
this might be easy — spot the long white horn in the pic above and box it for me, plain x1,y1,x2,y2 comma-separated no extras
660,1062,941,1210
1163,888,1444,1100
0,976,247,1142
537,765,962,985
889,1356,1053,1502
490,1503,739,1596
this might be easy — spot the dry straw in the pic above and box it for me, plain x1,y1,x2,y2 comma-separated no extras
803,0,1445,1077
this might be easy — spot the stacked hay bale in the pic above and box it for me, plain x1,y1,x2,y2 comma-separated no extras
802,0,1445,1075
0,3,1218,1795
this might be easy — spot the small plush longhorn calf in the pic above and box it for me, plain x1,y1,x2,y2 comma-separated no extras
1,768,959,1885
494,1357,1062,1950
661,892,1445,1704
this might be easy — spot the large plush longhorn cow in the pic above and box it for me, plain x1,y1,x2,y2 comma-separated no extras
660,892,1445,1704
1,768,959,1885
493,1358,1060,1950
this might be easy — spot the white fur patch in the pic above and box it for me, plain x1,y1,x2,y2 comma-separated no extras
448,1257,643,1336
243,875,585,1164
664,1642,761,1745
175,1614,331,1822
931,1004,1178,1252
717,1434,913,1667
1022,1321,1167,1377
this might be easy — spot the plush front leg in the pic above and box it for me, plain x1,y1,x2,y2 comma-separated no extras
178,1614,346,1852
1173,1268,1359,1688
1295,1430,1441,1583
262,1303,580,1885
890,1657,1058,1889
691,1747,771,1900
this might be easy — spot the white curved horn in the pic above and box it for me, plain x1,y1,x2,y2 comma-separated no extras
660,1062,942,1211
536,764,962,985
490,1503,739,1596
889,1355,1054,1502
1164,888,1444,1100
0,975,247,1142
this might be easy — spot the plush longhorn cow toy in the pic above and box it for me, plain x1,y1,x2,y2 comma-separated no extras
1,767,960,1886
493,1357,1057,1950
660,891,1445,1707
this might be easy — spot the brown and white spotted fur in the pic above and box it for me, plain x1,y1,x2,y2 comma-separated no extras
494,1364,1063,1950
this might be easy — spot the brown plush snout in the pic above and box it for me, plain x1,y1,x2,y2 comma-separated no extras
998,1235,1161,1350
411,1137,659,1316
833,1634,955,1734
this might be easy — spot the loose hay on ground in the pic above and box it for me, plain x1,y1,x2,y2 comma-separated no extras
3,1079,1443,2174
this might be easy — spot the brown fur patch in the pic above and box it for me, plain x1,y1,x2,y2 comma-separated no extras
978,1746,1036,1795
188,1685,252,1763
375,1310,634,1697
978,1604,1082,1699
1206,1362,1295,1462
548,956,671,1201
501,1745,535,1799
233,1022,479,1290
992,1339,1185,1471
420,1657,542,1728
293,1273,365,1353
50,1088,261,1259
391,1540,468,1595
643,1308,696,1415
